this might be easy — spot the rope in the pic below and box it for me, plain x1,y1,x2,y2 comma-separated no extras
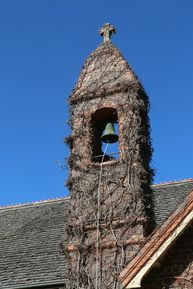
95,143,109,289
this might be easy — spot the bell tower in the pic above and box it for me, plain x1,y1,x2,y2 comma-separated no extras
66,24,154,289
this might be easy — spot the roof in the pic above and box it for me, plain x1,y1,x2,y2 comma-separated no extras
69,41,137,104
0,179,193,288
0,197,70,289
152,179,193,225
120,186,193,288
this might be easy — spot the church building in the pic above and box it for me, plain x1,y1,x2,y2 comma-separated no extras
0,24,193,289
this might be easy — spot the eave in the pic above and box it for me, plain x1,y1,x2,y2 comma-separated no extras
120,190,193,288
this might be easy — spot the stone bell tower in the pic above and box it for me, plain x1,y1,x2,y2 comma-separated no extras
66,24,154,289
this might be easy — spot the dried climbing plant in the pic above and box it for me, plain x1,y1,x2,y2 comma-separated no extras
64,40,155,289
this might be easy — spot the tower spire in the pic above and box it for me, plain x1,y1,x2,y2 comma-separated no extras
99,23,116,42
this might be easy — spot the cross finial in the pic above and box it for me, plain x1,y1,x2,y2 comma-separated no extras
99,23,116,43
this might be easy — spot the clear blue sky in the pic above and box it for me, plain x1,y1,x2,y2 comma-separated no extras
0,0,193,205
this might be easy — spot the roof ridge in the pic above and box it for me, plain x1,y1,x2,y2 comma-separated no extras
152,178,193,187
0,196,70,210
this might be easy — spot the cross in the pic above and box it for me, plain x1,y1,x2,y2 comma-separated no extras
99,23,116,42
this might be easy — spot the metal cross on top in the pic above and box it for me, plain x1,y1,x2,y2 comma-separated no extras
99,23,116,42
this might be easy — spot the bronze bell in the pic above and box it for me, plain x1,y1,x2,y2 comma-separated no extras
101,122,118,144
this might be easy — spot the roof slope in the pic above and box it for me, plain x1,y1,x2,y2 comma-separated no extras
153,179,193,225
0,198,70,289
70,42,137,104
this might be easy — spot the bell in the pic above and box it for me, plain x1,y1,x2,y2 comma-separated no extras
101,122,118,144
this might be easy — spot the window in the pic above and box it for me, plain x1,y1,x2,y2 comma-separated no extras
91,108,119,163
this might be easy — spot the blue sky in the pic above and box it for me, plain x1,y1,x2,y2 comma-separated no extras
0,0,193,205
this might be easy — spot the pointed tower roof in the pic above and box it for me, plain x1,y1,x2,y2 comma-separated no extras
70,23,139,104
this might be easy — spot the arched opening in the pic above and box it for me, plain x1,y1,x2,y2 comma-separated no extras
90,108,119,163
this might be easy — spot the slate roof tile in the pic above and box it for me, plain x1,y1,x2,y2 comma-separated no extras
152,179,193,225
0,198,70,288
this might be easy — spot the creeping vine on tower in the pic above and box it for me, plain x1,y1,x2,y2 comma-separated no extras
65,23,155,289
